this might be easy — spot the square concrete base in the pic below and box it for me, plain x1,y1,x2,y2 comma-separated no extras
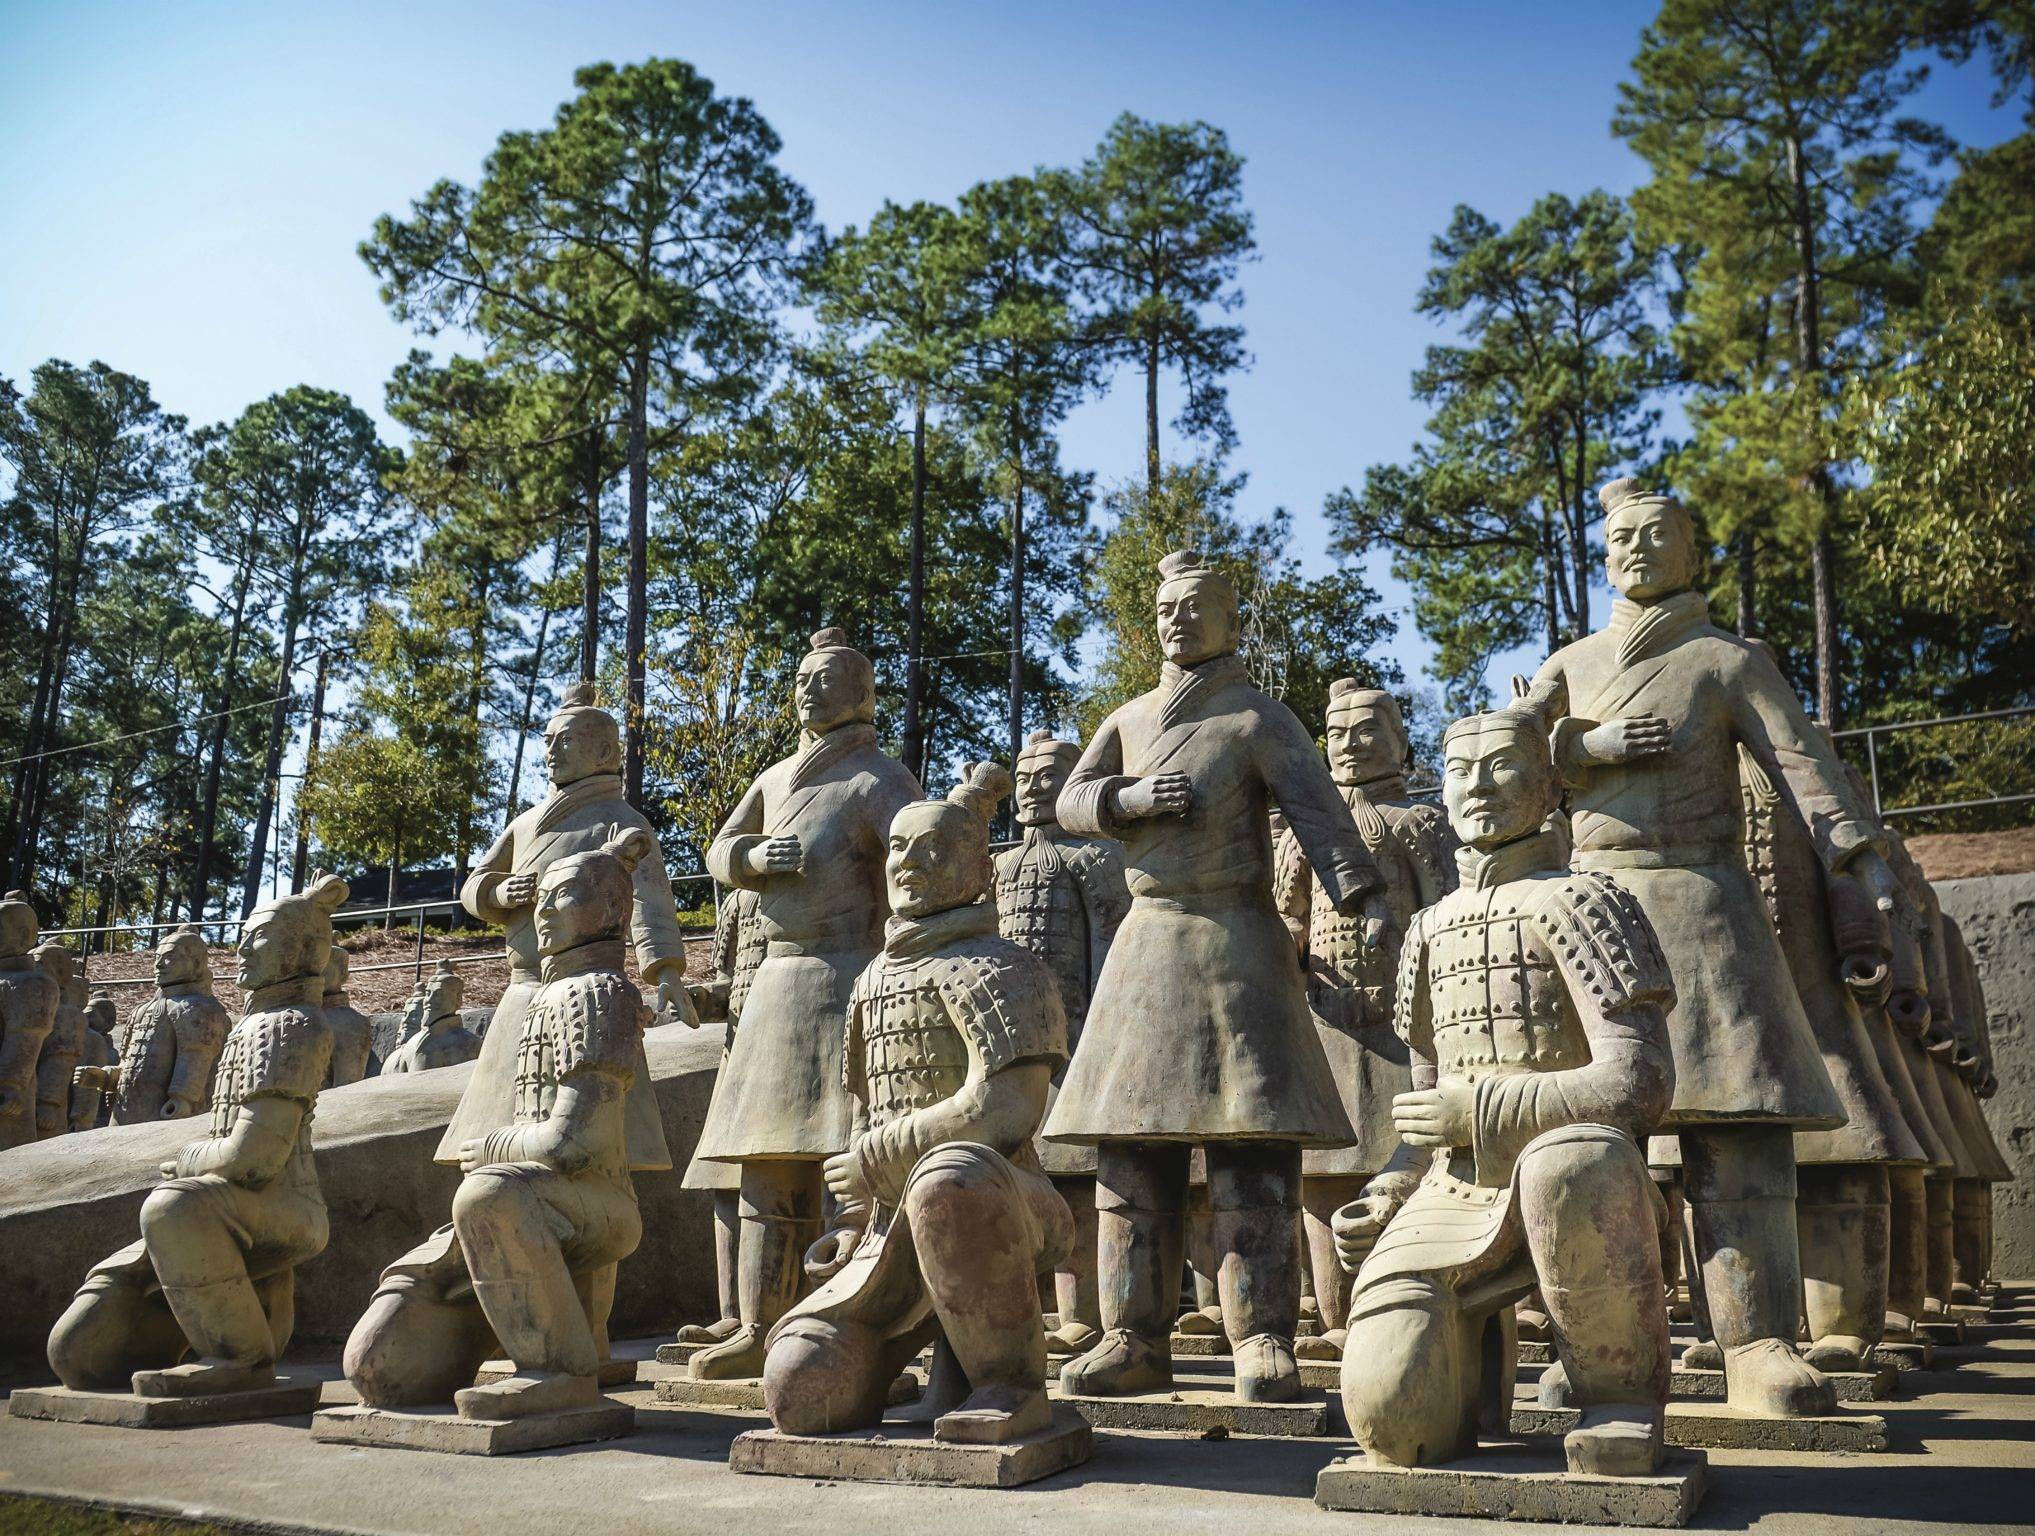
1671,1366,1897,1402
1298,1360,1341,1392
657,1372,921,1414
1512,1401,1887,1452
1920,1318,1966,1344
1316,1446,1708,1528
1872,1339,1933,1370
470,1358,636,1388
311,1399,633,1455
1517,1340,1554,1365
654,1339,715,1367
1053,1382,1328,1436
1948,1304,1988,1324
9,1377,322,1429
729,1405,1092,1488
1170,1333,1226,1357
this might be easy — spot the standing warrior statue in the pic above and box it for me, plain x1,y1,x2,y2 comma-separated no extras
0,891,58,1151
1333,697,1676,1477
343,832,658,1420
1278,681,1456,1363
321,949,377,1086
381,963,480,1075
763,763,1074,1444
993,728,1130,1357
71,990,120,1131
83,925,230,1127
33,942,87,1139
693,629,922,1380
1526,478,1895,1418
46,876,347,1398
1047,550,1389,1404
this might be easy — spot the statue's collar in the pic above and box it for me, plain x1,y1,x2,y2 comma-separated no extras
1158,653,1249,694
1340,772,1408,803
539,937,627,984
1456,828,1561,890
885,900,998,957
243,979,306,1014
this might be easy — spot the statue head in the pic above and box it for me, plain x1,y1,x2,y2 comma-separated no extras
1324,680,1409,787
886,761,1011,920
422,960,465,1019
1154,550,1240,667
1601,478,1698,603
155,924,211,989
237,873,349,993
0,891,37,960
795,628,876,734
1441,690,1563,852
31,941,75,988
542,682,623,787
534,827,653,958
86,990,117,1036
1014,730,1080,828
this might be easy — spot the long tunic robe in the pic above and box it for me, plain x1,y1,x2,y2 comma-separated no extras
1044,654,1380,1146
694,721,921,1162
445,770,682,1170
1530,593,1857,1128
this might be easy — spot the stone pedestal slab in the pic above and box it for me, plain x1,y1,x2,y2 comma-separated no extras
472,1357,636,1388
655,1340,709,1367
1170,1334,1225,1357
1053,1383,1328,1436
1872,1340,1934,1370
1512,1401,1888,1452
310,1400,633,1455
8,1377,322,1429
729,1406,1092,1488
1670,1366,1897,1402
1315,1446,1708,1528
656,1372,920,1414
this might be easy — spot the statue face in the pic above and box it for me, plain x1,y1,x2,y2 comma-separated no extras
1155,581,1238,667
543,710,617,787
156,936,201,987
795,653,864,733
1443,723,1554,850
533,863,608,958
1604,501,1695,601
886,805,981,919
87,997,116,1034
1326,705,1405,786
1013,756,1068,827
236,910,290,990
424,974,462,1016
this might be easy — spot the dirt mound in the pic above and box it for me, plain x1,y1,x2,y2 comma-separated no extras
1907,826,2035,882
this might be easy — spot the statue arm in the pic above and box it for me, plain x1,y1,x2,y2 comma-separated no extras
164,1002,229,1117
853,1058,1053,1210
475,1070,627,1175
174,1095,306,1186
705,777,770,889
1056,715,1132,839
1260,708,1382,911
1273,823,1312,955
1729,650,1880,871
625,832,691,992
462,824,520,924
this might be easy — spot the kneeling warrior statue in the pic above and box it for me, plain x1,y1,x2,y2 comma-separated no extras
763,763,1075,1444
1335,697,1677,1477
47,876,348,1397
343,831,657,1420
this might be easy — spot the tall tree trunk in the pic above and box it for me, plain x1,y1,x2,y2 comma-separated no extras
188,537,259,921
290,648,330,891
1538,510,1562,657
1786,132,1841,724
3,596,65,888
901,384,929,775
1007,411,1027,772
1145,327,1162,497
507,531,565,822
239,593,302,918
1570,408,1592,636
455,569,489,892
580,438,602,685
1736,529,1758,638
623,355,650,808
15,596,80,890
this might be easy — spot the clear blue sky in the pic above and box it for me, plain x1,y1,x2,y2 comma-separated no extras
2,0,2017,704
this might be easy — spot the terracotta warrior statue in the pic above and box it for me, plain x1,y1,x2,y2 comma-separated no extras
993,728,1130,1357
1335,697,1676,1477
1525,479,1893,1418
79,925,231,1127
1277,681,1456,1363
381,963,480,1075
692,629,921,1380
1046,550,1389,1404
1937,912,2013,1296
322,950,377,1085
677,885,766,1348
34,942,87,1139
46,875,347,1397
70,990,120,1131
0,891,57,1151
763,762,1074,1444
344,832,657,1420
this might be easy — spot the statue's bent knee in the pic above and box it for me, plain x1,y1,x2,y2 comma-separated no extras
1341,1275,1474,1467
761,1315,888,1435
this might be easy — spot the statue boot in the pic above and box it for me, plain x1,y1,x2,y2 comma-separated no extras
1175,1182,1223,1336
1297,1173,1363,1361
676,1190,743,1345
1514,1286,1551,1345
47,1254,191,1392
134,1276,280,1396
1045,1175,1102,1355
454,1278,598,1420
1211,1143,1303,1402
1885,1166,1928,1339
1061,1144,1181,1396
692,1167,819,1380
1798,1165,1889,1372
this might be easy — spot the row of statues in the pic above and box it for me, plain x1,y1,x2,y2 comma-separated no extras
5,486,2011,1510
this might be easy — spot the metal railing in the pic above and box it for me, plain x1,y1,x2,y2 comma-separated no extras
1832,705,2035,822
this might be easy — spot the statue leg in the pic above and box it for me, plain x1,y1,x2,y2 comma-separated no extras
1520,1132,1669,1477
678,1190,742,1344
1885,1166,1928,1338
47,1242,187,1391
762,1314,904,1436
131,1181,283,1396
344,1227,495,1408
1208,1141,1303,1403
1924,1173,1955,1315
692,1159,821,1380
1681,1126,1835,1416
1341,1273,1483,1467
1177,1174,1222,1334
451,1168,608,1419
1798,1164,1890,1371
903,1144,1060,1444
1046,1174,1102,1355
1060,1141,1186,1396
1297,1173,1364,1362
1953,1179,1988,1301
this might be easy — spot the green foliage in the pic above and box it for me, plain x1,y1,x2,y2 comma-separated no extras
296,731,468,899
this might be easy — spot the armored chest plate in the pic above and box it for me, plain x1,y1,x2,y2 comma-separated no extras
995,851,1090,1024
208,1020,260,1137
860,959,969,1127
1425,889,1588,1082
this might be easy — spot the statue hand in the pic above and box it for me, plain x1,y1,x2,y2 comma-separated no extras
1847,847,1899,914
750,835,804,877
499,872,540,909
159,1159,181,1180
1116,772,1193,820
72,1065,108,1091
1331,1191,1397,1274
162,1097,196,1120
457,1137,493,1177
1392,1081,1474,1149
822,1145,874,1212
804,1226,860,1283
655,978,698,1028
1579,715,1671,766
1356,890,1395,951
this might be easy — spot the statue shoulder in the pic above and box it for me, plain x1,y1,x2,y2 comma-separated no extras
236,1003,331,1102
933,934,1068,1071
1529,871,1675,1014
551,969,642,1076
